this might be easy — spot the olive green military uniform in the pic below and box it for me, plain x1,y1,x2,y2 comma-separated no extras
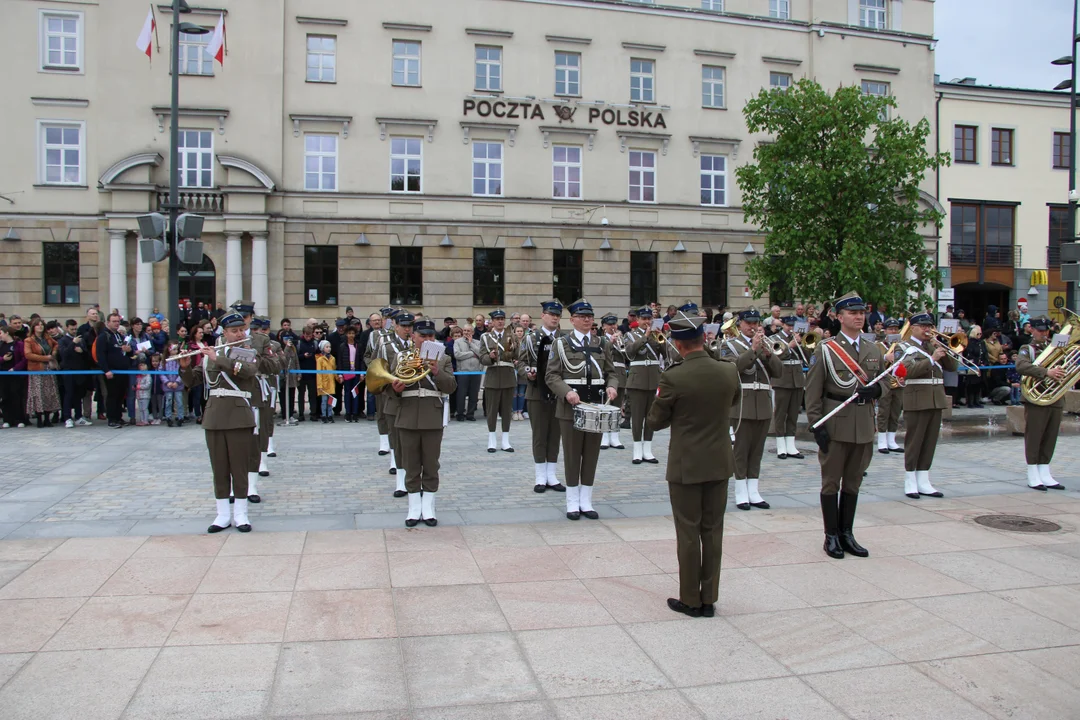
479,329,518,433
772,328,807,452
379,331,412,472
647,350,739,610
899,337,957,473
719,335,782,480
199,345,259,500
1016,340,1064,466
605,332,629,426
519,327,564,470
248,333,279,472
545,332,619,489
393,354,457,493
366,327,393,435
623,327,663,443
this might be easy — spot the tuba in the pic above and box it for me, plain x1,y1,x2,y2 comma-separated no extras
1021,310,1080,406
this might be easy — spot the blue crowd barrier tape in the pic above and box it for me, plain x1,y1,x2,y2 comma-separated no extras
4,369,490,376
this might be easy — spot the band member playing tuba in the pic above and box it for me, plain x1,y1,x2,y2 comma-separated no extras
600,313,628,450
545,299,620,521
772,315,807,460
719,308,782,510
479,309,518,452
518,301,567,493
1016,317,1067,490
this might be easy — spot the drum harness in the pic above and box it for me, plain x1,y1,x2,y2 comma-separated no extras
554,333,606,405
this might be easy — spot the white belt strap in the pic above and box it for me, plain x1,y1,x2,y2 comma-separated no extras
494,361,516,368
613,362,626,368
782,360,803,366
905,378,943,386
566,378,606,386
209,388,251,399
401,388,444,398
740,382,771,391
630,360,659,367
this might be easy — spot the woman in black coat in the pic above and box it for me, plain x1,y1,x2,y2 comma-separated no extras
962,325,989,408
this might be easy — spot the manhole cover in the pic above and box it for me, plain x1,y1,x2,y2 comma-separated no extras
974,515,1062,533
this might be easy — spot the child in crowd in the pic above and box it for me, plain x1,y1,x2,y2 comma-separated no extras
161,344,185,427
316,340,337,423
1005,352,1023,406
148,353,164,424
135,357,153,426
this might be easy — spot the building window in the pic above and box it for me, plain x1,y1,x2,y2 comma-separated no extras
389,247,423,306
304,135,337,191
1054,132,1071,169
770,0,790,19
555,52,581,96
306,35,336,82
984,205,1015,266
43,242,80,305
701,0,723,9
179,30,214,76
629,150,656,203
950,203,1016,267
949,204,979,265
473,248,505,306
861,80,889,120
859,0,886,29
630,252,658,307
392,40,421,86
1049,206,1069,267
701,254,728,308
552,145,582,199
472,142,503,197
702,65,725,108
991,128,1013,166
39,122,84,185
475,45,502,91
390,137,422,193
770,72,792,91
40,12,81,70
955,125,977,164
630,59,655,103
304,246,338,306
178,130,213,188
699,154,727,206
553,250,583,305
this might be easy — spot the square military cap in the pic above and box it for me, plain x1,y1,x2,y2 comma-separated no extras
230,300,255,315
395,311,415,325
540,300,563,315
738,307,762,322
668,311,705,340
380,307,397,317
678,301,699,314
413,319,437,334
489,309,506,319
220,312,246,328
909,312,935,326
1030,317,1052,331
884,317,902,329
568,299,594,316
832,292,866,312
635,306,653,318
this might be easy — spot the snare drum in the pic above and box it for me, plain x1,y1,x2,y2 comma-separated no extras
573,403,621,434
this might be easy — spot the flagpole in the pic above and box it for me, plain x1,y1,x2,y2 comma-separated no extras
152,4,160,53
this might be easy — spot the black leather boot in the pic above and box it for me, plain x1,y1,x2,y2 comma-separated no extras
838,492,869,557
820,493,844,559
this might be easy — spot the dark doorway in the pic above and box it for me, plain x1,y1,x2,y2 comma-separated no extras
179,254,216,310
953,282,1009,328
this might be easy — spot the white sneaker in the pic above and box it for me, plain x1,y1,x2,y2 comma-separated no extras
76,417,91,426
1,423,9,429
16,423,25,428
65,419,74,428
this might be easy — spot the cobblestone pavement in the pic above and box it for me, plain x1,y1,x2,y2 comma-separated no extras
1,498,1080,718
1,407,1078,538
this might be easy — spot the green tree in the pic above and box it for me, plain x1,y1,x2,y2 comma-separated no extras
735,80,950,312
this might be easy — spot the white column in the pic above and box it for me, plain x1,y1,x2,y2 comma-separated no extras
225,231,243,307
135,242,155,321
250,231,268,316
108,229,128,319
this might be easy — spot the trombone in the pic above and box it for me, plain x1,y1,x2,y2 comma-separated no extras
925,329,981,376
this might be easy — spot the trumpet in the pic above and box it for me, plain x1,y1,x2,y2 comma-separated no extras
766,336,787,355
649,329,667,345
800,330,821,353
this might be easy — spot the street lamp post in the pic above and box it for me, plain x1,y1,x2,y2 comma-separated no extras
1053,0,1080,314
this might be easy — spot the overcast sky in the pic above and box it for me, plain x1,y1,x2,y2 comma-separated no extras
935,0,1074,90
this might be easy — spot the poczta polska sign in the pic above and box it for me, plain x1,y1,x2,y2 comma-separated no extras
462,98,668,129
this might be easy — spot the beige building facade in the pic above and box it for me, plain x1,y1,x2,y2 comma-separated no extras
936,78,1073,325
2,0,936,323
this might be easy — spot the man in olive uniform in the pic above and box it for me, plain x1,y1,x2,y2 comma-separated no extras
1016,317,1067,491
772,315,808,460
378,311,414,495
366,308,396,459
806,292,888,559
479,309,517,452
197,312,259,533
518,301,567,493
248,317,281,504
899,313,956,499
546,299,620,520
876,318,904,454
623,306,664,464
392,319,458,526
719,308,782,510
647,311,740,618
600,313,627,450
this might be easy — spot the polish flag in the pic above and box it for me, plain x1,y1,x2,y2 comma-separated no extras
351,383,360,398
135,8,155,59
327,396,337,409
206,13,226,66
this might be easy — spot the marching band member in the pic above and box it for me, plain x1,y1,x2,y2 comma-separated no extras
899,313,956,499
365,308,396,460
720,308,781,510
379,311,414,495
545,299,619,520
772,315,807,460
249,316,282,504
229,300,271,504
393,320,457,526
1016,317,1067,490
479,309,517,453
600,313,627,450
805,292,887,559
193,312,259,533
623,306,663,464
876,318,904,454
518,301,567,493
